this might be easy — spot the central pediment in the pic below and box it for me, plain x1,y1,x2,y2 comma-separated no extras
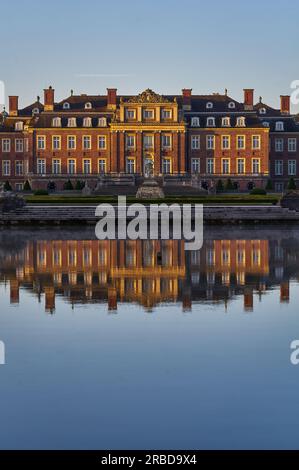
125,89,170,104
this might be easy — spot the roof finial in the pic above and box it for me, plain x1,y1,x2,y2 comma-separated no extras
225,88,228,96
71,89,74,96
37,95,40,102
259,96,262,103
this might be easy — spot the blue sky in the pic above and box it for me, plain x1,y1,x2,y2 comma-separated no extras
1,0,298,110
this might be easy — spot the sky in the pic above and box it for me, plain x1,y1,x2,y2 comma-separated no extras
1,0,299,111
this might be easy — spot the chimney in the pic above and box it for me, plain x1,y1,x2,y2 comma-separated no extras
9,96,18,116
243,89,254,110
44,86,55,111
107,88,117,109
182,88,192,111
280,95,290,115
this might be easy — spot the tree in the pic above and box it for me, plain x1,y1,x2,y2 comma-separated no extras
4,181,12,191
63,179,74,190
287,178,296,190
265,179,273,191
225,178,234,191
23,180,32,191
75,180,84,190
216,179,224,192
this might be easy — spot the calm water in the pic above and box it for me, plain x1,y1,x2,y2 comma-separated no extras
0,226,299,450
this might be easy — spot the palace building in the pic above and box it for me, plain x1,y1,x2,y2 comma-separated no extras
0,86,298,191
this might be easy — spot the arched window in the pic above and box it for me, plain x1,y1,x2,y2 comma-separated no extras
191,117,200,127
83,117,92,127
206,102,213,109
259,107,266,115
52,117,61,127
32,108,39,115
98,117,107,127
275,121,284,131
85,102,92,109
222,117,230,127
262,121,270,127
228,101,235,109
15,121,24,131
206,117,215,127
236,117,246,127
63,102,70,110
67,117,77,127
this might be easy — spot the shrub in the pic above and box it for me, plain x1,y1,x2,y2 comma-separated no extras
34,189,49,196
75,180,85,190
287,177,296,190
23,180,32,191
216,179,224,192
4,181,12,191
265,179,273,191
225,178,235,191
250,188,267,195
63,179,74,190
47,181,56,192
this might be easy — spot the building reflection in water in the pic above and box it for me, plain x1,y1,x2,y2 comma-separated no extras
0,235,298,313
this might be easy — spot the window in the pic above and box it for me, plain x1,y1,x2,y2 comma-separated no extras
275,160,283,175
83,117,92,127
288,138,297,152
275,121,284,131
236,117,245,127
206,135,215,150
98,117,107,127
259,107,266,114
52,117,61,127
98,136,106,149
83,159,91,174
162,109,172,119
206,102,213,109
63,102,70,109
126,135,135,149
15,121,23,131
222,117,230,127
143,109,154,119
237,158,245,174
85,102,92,109
15,138,24,152
191,135,200,150
2,161,11,176
67,136,76,150
263,121,269,127
68,159,76,174
191,117,200,127
222,135,230,150
228,101,235,109
222,158,230,174
252,158,260,174
275,138,284,152
52,159,61,174
288,160,296,176
275,182,284,192
207,117,215,127
191,158,200,173
206,158,214,174
162,134,172,149
83,135,91,150
98,159,106,173
162,158,172,174
32,108,39,115
15,161,23,176
15,183,24,191
2,139,11,152
67,117,77,127
126,158,135,174
37,159,46,174
37,136,45,150
252,135,261,149
237,135,245,149
52,136,61,150
143,135,154,148
126,109,136,119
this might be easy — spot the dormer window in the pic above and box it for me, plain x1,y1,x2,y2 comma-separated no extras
206,102,213,109
207,117,215,127
98,117,107,127
259,107,266,115
191,117,200,127
222,117,230,127
85,102,92,109
263,121,270,127
275,121,284,131
63,102,70,110
32,108,39,115
15,121,24,131
52,117,61,127
83,117,92,127
68,117,77,127
228,101,235,109
236,117,246,127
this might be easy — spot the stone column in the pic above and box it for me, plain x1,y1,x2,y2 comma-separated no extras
179,131,186,174
136,132,143,175
111,132,118,173
119,131,125,173
173,132,179,174
155,132,161,176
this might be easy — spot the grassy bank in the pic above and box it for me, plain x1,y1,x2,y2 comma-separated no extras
25,194,280,205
